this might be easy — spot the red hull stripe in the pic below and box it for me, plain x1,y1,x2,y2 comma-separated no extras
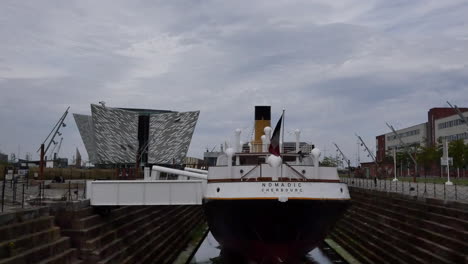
207,178,341,183
205,197,351,201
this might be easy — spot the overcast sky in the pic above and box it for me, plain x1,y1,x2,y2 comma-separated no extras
1,0,468,165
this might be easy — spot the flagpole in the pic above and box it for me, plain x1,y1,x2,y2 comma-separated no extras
281,108,285,154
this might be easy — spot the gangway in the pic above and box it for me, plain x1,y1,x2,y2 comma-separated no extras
86,166,207,206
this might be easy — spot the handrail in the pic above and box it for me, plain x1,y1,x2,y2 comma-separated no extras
284,163,308,180
240,165,260,180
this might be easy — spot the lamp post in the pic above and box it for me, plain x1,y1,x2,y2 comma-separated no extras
446,157,453,185
393,148,398,182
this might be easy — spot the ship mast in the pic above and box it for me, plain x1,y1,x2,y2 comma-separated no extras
281,108,285,154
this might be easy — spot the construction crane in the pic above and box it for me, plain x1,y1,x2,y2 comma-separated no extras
38,107,69,154
385,123,417,165
386,122,418,182
355,134,378,179
333,142,351,177
47,140,58,160
447,101,468,130
355,134,377,164
37,107,69,180
56,137,63,159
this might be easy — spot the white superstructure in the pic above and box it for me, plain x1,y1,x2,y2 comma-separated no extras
204,128,350,202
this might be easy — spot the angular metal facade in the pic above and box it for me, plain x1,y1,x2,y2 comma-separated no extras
74,105,199,165
73,113,97,163
148,111,200,164
91,104,139,164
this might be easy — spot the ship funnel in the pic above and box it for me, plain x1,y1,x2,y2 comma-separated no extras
254,106,271,152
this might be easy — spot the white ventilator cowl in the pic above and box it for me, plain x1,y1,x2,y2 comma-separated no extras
264,127,272,141
266,155,282,167
311,148,321,169
311,148,321,158
225,147,235,157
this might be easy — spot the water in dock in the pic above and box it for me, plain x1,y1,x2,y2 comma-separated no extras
190,232,343,264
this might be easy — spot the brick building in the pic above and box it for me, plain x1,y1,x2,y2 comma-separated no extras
376,107,468,162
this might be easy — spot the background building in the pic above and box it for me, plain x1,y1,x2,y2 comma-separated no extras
184,156,204,168
203,150,224,167
434,111,468,142
0,152,8,163
376,107,468,162
74,104,199,167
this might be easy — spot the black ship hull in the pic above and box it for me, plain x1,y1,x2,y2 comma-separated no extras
203,198,350,264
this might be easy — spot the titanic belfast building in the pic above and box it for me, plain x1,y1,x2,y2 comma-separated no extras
73,104,199,167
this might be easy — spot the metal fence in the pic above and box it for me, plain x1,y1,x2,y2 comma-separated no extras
1,178,86,212
341,177,468,202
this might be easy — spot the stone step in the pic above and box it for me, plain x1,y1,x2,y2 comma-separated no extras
352,196,468,241
0,216,55,243
82,206,159,251
143,207,202,264
335,214,410,264
154,209,201,264
351,188,468,218
74,207,95,218
71,214,103,230
124,206,194,264
37,248,78,264
92,237,122,260
352,203,468,253
344,209,456,264
95,249,126,264
0,207,49,226
424,196,468,211
350,191,468,232
329,226,383,264
103,226,162,264
62,206,151,245
114,207,161,238
85,207,177,263
100,207,188,264
0,227,61,259
116,210,164,246
54,207,96,230
158,209,205,264
327,231,372,264
0,237,70,264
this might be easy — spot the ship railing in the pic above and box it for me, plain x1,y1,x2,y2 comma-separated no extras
240,165,261,181
238,163,309,181
283,163,308,180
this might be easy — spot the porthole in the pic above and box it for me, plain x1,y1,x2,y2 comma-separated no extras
301,170,306,174
340,188,343,193
217,187,220,193
240,169,244,174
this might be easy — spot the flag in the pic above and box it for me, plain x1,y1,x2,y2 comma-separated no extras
269,114,283,156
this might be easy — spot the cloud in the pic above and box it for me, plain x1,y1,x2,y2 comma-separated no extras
1,0,468,166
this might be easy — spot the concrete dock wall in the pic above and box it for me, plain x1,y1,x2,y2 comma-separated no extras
0,207,80,264
54,204,205,264
329,187,468,264
0,203,205,264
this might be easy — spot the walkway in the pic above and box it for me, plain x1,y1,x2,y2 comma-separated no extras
341,177,468,202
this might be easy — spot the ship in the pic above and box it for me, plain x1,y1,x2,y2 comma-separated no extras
203,106,351,263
